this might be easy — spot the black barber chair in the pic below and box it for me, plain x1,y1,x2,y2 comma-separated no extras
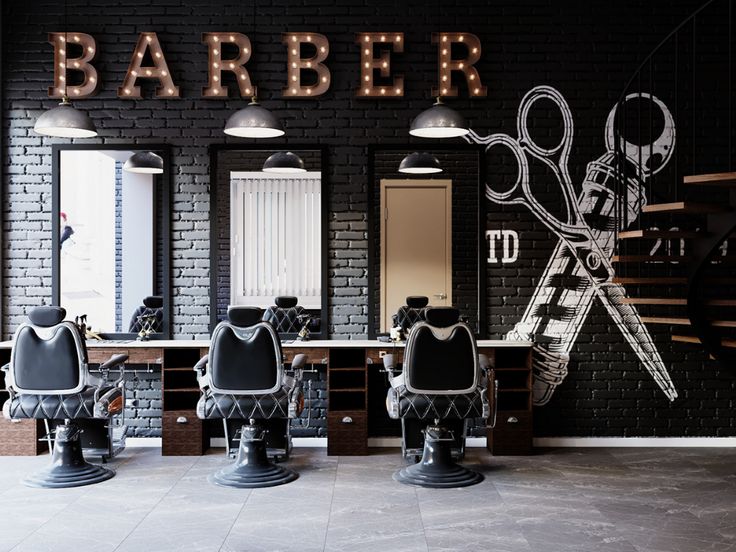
195,306,306,488
1,306,128,488
392,296,429,333
384,307,495,488
128,295,164,337
262,296,318,338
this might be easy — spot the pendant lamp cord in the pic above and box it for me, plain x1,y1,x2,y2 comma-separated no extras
63,0,68,100
252,0,258,101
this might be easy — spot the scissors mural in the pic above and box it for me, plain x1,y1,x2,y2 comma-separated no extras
466,85,678,405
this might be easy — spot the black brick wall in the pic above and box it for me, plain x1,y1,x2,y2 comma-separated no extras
4,0,735,438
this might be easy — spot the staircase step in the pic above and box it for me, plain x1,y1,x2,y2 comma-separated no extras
643,317,736,327
622,298,687,305
641,316,692,325
622,298,736,306
618,230,703,239
672,335,736,348
611,255,691,263
684,172,736,186
642,202,731,214
612,277,688,284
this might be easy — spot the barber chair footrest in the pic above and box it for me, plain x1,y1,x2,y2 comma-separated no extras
210,424,298,489
23,423,115,489
394,425,482,489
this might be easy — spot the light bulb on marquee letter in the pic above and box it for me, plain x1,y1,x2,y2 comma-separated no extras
48,32,99,98
202,32,253,98
432,32,486,97
282,33,330,98
355,32,404,98
118,32,180,99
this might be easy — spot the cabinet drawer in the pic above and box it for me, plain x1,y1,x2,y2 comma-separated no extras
327,411,367,456
487,410,532,455
162,410,206,456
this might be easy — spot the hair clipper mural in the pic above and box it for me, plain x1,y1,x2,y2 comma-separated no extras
466,85,678,405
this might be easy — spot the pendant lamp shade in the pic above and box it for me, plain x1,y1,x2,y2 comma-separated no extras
224,98,285,138
398,152,442,174
124,151,164,174
34,97,97,139
409,98,469,138
262,151,306,173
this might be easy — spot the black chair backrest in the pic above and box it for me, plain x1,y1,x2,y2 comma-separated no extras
9,306,86,394
393,296,429,332
403,307,478,394
128,295,164,333
209,306,283,394
262,296,306,333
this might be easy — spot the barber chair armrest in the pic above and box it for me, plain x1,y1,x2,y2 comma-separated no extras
99,353,128,387
478,353,492,374
0,362,8,374
290,353,307,375
383,354,405,388
193,354,210,390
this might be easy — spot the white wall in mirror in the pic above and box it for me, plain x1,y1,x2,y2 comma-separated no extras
60,150,154,333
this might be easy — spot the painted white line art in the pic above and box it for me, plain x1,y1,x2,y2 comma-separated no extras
466,85,678,405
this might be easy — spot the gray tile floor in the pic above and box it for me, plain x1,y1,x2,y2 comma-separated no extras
0,446,734,552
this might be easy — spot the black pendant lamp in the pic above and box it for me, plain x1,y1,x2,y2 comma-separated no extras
398,152,442,174
262,151,306,173
124,151,164,174
34,24,97,138
409,97,468,139
224,94,285,138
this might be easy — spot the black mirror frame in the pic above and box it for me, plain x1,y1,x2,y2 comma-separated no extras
208,144,330,338
51,143,172,340
366,143,487,339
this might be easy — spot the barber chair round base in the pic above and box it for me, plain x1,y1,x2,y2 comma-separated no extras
210,425,298,488
393,425,483,488
23,423,115,489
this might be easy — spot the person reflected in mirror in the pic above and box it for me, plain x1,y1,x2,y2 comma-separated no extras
59,211,75,248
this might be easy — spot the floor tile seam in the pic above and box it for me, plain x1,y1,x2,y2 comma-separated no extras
111,453,201,551
321,454,342,552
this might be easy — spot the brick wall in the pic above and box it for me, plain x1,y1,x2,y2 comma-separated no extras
4,0,736,438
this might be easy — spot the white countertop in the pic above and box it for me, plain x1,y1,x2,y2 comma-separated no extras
0,338,532,349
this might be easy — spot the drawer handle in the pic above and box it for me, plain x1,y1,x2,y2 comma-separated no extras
176,416,188,424
341,416,353,424
507,416,519,424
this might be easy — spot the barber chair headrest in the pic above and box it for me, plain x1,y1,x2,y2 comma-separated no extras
227,306,264,327
405,296,429,309
274,296,299,308
143,295,163,309
424,307,460,328
28,306,66,327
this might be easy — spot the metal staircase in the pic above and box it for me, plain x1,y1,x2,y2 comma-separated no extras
611,0,736,367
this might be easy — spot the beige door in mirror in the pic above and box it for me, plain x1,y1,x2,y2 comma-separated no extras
380,179,452,331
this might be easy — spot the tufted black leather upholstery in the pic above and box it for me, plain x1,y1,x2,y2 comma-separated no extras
3,306,126,423
386,307,488,421
128,296,164,333
196,306,303,421
262,296,307,334
4,386,123,420
392,296,429,332
197,387,293,420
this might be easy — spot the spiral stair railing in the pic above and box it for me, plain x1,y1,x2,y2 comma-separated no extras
612,0,736,367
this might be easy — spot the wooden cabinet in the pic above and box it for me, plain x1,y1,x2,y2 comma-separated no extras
485,346,533,455
0,349,45,456
162,348,208,455
327,348,368,455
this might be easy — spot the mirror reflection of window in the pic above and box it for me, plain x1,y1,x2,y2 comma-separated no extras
60,150,155,334
230,171,322,309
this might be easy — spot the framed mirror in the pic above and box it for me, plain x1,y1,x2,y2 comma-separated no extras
367,144,486,339
209,145,329,339
52,144,171,339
